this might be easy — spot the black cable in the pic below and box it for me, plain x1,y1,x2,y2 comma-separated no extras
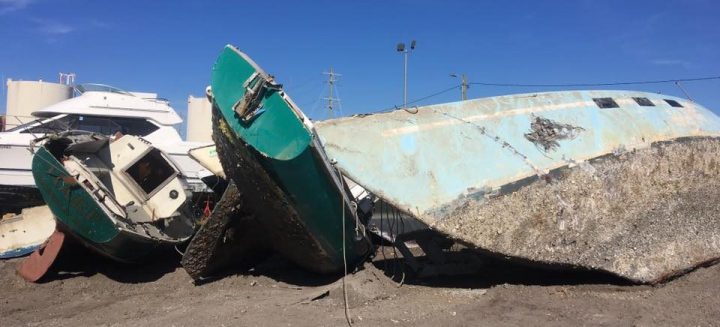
468,76,720,88
365,76,719,117
376,84,461,113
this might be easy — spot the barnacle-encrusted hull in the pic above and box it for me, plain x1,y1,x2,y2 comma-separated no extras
316,91,720,283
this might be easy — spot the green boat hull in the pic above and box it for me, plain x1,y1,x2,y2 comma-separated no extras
211,45,370,273
32,147,180,263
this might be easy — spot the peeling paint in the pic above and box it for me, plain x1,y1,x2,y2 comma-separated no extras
524,116,584,152
316,90,720,282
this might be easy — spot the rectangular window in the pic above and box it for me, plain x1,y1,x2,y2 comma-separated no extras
632,97,655,107
593,97,619,109
664,99,684,108
125,149,176,195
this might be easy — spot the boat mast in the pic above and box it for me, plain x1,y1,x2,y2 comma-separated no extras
322,68,341,119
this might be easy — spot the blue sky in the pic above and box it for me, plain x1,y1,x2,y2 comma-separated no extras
1,0,719,127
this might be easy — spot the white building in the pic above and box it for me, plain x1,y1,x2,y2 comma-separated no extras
4,79,73,130
186,95,213,142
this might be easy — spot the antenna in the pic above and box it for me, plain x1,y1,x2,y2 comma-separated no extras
322,68,341,119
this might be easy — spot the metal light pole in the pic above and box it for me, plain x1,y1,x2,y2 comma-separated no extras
450,73,469,100
397,40,416,108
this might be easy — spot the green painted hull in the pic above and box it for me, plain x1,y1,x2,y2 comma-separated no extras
32,147,179,263
211,45,370,273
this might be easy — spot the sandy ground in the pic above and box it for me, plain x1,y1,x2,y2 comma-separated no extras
2,244,720,327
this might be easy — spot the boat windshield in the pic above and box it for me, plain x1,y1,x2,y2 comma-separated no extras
9,114,160,136
74,84,133,96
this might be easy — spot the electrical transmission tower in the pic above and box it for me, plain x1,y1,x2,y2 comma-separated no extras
322,68,341,119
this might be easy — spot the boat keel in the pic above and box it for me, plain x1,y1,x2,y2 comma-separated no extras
17,230,65,283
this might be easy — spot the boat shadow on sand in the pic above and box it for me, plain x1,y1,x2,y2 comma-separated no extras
197,245,640,289
30,240,181,284
372,254,634,289
25,240,642,288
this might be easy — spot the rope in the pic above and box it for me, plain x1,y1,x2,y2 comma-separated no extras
392,206,405,286
380,200,388,272
340,177,352,327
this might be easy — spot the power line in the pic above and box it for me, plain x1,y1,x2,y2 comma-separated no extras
367,75,719,116
378,84,460,112
406,84,460,106
469,76,720,88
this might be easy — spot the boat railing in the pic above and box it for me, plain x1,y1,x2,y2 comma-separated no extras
143,97,171,105
0,114,39,132
74,83,133,96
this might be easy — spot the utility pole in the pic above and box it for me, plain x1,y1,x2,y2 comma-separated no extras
451,73,469,101
396,40,416,108
322,68,341,119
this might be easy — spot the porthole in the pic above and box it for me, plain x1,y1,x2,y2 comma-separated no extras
593,97,619,109
632,97,655,107
664,99,684,108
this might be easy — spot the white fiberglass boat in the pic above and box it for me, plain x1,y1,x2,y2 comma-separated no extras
0,84,212,213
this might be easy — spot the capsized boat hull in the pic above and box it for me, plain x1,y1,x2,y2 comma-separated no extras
210,45,370,273
316,91,720,283
0,205,55,259
32,143,190,264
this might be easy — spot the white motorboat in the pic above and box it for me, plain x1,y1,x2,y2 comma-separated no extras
0,84,212,213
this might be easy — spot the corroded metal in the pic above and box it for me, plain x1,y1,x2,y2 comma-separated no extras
316,90,720,283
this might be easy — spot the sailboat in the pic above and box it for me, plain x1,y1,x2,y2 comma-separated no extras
207,45,373,274
32,132,197,263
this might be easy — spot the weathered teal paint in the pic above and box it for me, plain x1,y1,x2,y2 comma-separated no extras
211,45,369,273
315,90,720,222
212,47,311,160
32,147,118,243
32,146,184,263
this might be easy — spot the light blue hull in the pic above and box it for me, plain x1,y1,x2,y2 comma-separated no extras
317,90,720,219
0,245,42,259
316,90,720,283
